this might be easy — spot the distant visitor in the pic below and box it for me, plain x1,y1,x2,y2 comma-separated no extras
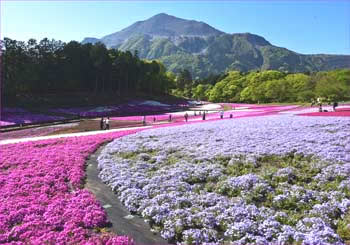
105,117,110,130
333,101,338,111
317,97,322,112
100,117,104,130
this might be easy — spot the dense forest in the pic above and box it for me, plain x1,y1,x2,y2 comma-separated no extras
1,38,175,103
1,37,349,106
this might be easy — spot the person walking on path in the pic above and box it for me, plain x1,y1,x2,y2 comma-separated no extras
202,111,206,120
333,101,338,111
311,99,315,107
220,110,224,119
100,117,104,130
105,117,110,130
142,115,146,126
184,112,188,122
317,97,322,112
168,114,172,122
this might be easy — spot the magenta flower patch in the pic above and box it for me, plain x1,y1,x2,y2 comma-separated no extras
0,130,142,244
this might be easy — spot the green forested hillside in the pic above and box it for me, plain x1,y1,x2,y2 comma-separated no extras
113,33,350,78
184,69,350,103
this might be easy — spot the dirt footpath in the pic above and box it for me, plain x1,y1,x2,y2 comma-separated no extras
85,146,170,245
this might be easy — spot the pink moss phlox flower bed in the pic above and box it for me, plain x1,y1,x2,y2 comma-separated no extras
110,105,299,123
111,113,184,122
0,130,143,244
188,105,299,121
200,110,272,121
222,103,299,111
247,105,299,111
0,121,14,127
0,125,77,141
220,103,256,108
299,107,350,117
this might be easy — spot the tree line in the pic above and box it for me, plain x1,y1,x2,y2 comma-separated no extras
173,69,350,103
1,37,349,105
1,38,175,102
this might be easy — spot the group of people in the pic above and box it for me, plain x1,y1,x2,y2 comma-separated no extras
183,110,227,122
311,97,338,112
100,109,233,129
99,98,342,130
100,117,110,130
184,111,205,122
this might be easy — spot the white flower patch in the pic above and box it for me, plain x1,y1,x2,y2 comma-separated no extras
98,115,350,244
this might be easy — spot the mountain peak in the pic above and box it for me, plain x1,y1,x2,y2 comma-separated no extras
150,13,172,18
96,13,224,47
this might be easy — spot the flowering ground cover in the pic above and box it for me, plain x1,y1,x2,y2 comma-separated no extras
280,104,350,115
1,108,66,127
186,105,299,121
221,103,255,109
0,129,145,244
299,107,350,117
2,103,349,244
50,100,187,118
222,103,299,111
98,115,350,244
111,114,176,122
111,105,300,123
0,123,80,141
248,105,299,112
111,111,205,123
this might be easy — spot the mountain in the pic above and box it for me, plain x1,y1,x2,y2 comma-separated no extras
82,13,350,78
82,13,223,48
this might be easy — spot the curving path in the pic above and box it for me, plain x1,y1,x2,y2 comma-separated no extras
0,126,151,145
86,146,169,245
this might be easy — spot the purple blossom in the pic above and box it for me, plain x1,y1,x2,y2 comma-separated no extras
97,114,350,244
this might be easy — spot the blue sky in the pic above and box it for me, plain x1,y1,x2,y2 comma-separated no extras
1,1,349,54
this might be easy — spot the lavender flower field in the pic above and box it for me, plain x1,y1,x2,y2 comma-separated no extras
98,115,350,244
1,108,66,127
